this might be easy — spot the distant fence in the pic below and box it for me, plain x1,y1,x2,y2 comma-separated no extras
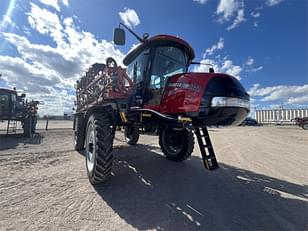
0,120,73,133
255,109,308,124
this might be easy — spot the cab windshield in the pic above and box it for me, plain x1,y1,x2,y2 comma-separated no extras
150,46,187,89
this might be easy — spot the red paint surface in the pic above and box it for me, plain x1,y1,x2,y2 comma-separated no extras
160,73,212,114
156,73,223,114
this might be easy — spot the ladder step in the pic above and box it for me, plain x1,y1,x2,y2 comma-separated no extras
204,155,216,159
200,144,212,148
203,159,219,170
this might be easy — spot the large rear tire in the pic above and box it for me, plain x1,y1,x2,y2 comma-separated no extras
74,115,86,151
124,125,140,145
159,128,194,161
85,112,115,185
302,122,308,130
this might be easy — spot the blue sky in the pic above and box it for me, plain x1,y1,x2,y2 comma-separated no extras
0,0,307,115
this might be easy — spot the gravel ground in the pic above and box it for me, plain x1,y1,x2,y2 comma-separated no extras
0,125,307,230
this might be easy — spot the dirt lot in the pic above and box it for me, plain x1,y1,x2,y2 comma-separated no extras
0,124,307,230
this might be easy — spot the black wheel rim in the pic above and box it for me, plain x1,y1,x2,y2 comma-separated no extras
163,129,183,155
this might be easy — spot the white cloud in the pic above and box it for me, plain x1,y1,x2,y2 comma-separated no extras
2,15,14,26
203,37,224,57
227,8,245,30
251,11,260,18
266,0,283,7
287,95,308,105
216,0,245,30
119,8,140,28
194,57,242,80
243,56,263,73
40,0,60,11
249,84,308,106
28,88,75,116
27,3,64,45
0,15,16,30
39,0,70,11
194,53,261,81
22,26,31,36
195,38,242,79
221,59,242,78
245,56,254,66
0,55,60,94
217,0,240,21
248,66,263,72
62,0,69,6
249,1,284,28
1,3,124,115
193,0,208,4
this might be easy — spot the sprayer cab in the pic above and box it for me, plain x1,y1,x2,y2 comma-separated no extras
114,26,250,126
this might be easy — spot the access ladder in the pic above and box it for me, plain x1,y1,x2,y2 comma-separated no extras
194,127,219,170
6,120,17,134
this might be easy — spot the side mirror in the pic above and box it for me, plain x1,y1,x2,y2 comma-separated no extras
21,93,26,97
113,28,126,45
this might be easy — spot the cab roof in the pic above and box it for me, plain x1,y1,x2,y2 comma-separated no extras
123,34,195,66
0,88,17,94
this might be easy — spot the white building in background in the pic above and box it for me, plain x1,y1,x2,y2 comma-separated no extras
255,109,308,123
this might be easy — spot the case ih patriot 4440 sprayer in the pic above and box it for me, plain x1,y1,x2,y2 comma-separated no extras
0,88,39,137
74,24,250,184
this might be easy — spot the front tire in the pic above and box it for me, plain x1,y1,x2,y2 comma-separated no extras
124,125,140,145
74,115,86,151
31,116,37,134
23,116,32,138
85,112,115,185
159,128,194,161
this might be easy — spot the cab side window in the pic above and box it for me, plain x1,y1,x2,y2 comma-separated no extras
0,94,9,112
126,49,150,84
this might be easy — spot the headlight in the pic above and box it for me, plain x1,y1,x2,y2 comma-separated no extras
211,97,250,109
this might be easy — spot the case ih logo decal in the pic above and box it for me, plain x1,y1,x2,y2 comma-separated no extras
168,82,201,92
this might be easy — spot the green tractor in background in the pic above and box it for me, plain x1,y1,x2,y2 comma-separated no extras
0,88,39,137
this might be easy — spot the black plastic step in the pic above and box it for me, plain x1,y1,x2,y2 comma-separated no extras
200,144,212,148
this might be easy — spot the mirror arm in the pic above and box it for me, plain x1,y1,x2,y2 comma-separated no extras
119,22,144,42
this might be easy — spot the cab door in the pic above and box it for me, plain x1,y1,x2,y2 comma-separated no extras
0,93,10,117
126,49,151,106
145,46,188,110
